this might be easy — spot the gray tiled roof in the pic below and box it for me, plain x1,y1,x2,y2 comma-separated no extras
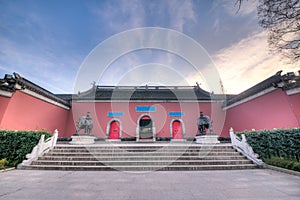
3,70,298,108
0,73,70,107
224,70,300,107
70,85,216,101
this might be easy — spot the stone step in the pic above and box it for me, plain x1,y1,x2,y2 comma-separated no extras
21,164,258,171
54,144,232,149
51,147,234,151
51,149,233,153
38,155,247,161
49,149,236,154
45,151,241,157
19,144,259,171
31,160,253,166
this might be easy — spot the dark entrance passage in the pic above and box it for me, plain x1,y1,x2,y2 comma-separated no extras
139,116,153,139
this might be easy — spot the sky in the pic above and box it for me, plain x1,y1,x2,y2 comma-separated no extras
0,0,298,94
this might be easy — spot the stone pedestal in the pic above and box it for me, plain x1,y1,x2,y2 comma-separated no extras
69,135,96,145
105,139,121,142
171,139,187,142
195,134,220,144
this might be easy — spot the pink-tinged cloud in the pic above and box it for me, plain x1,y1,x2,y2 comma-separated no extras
212,31,299,94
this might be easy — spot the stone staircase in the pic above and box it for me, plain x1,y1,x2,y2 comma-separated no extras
19,143,258,171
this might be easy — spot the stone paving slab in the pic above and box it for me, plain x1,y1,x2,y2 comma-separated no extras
0,169,300,200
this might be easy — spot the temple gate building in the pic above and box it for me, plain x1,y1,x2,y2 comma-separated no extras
0,70,299,140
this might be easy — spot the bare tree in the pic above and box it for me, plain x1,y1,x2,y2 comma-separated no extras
236,0,300,63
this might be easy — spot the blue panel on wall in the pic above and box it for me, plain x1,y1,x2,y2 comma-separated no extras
107,112,124,117
136,106,156,112
169,112,184,117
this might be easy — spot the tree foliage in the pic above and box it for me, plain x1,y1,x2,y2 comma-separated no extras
236,0,300,62
258,0,300,62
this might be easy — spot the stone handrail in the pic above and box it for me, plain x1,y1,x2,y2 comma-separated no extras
18,129,58,167
230,128,264,166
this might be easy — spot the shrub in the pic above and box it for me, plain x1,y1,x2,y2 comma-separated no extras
264,157,300,172
0,130,52,167
236,128,300,172
236,128,300,161
0,158,8,169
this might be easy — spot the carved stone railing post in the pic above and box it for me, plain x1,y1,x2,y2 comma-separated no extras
229,128,236,146
136,127,139,141
230,128,264,166
52,129,58,148
37,134,45,156
152,127,156,141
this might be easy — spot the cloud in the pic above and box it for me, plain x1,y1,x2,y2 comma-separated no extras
0,36,78,93
97,48,198,87
84,1,198,89
4,0,294,96
115,63,191,86
165,0,196,32
90,0,146,34
211,31,299,94
0,1,87,93
91,0,197,34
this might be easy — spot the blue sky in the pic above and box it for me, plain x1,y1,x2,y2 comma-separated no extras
0,0,298,94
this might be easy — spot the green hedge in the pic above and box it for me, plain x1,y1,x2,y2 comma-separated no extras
0,130,52,167
236,128,300,162
264,157,300,172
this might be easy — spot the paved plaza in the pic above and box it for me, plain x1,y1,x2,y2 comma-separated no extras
0,169,300,200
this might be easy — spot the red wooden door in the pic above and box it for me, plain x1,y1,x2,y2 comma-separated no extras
172,120,182,139
109,121,120,139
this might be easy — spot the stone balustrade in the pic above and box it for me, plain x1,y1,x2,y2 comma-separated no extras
230,128,264,166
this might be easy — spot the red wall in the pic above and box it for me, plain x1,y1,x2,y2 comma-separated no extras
2,87,299,139
0,91,69,136
65,101,226,138
0,95,10,125
221,89,300,137
288,93,300,125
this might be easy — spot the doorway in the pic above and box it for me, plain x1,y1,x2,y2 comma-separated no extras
138,115,154,140
170,119,186,140
108,120,120,139
172,120,183,139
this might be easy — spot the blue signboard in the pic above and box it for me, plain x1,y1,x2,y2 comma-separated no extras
107,112,124,117
168,112,184,117
136,106,156,112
